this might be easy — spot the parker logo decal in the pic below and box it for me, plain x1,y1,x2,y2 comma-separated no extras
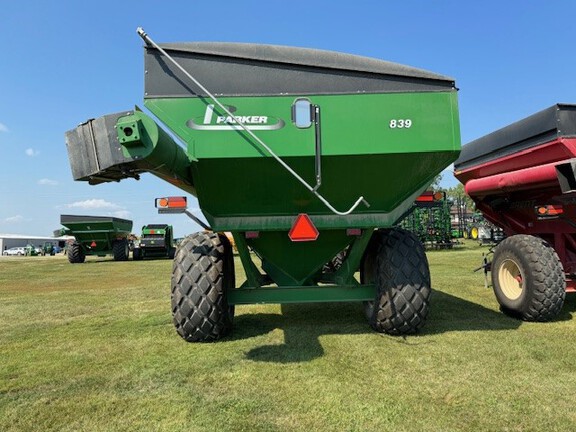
187,104,285,131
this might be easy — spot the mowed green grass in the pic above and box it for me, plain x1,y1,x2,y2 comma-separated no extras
1,241,576,432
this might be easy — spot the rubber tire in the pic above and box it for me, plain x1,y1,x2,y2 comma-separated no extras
171,231,235,342
113,239,129,261
68,242,85,264
361,228,431,335
133,248,143,261
491,234,565,321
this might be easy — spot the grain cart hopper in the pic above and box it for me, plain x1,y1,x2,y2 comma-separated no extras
454,104,576,321
64,28,460,341
132,224,176,260
60,215,132,263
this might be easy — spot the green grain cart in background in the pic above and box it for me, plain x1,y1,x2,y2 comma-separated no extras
65,29,460,341
60,215,132,264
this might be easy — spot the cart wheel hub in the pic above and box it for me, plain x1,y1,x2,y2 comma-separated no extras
498,258,524,300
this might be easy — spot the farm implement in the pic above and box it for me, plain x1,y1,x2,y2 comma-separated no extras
455,104,576,321
132,224,176,260
64,28,460,341
397,191,454,249
60,215,132,263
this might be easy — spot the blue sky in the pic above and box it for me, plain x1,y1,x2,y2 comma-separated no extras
2,1,576,237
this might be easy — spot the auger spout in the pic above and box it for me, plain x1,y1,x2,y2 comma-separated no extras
65,109,195,195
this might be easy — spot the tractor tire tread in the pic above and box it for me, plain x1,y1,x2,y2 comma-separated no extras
366,228,431,335
113,239,129,261
171,232,234,342
492,235,565,322
67,242,85,264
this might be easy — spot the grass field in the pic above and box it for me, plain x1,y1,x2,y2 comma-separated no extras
1,240,576,431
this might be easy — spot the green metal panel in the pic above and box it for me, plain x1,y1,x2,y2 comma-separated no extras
145,91,459,159
60,216,132,254
195,152,453,231
142,227,166,235
227,284,375,305
144,91,459,231
247,229,353,286
61,218,132,238
232,228,372,289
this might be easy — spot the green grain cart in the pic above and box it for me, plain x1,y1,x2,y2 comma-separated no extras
64,29,460,341
60,215,132,264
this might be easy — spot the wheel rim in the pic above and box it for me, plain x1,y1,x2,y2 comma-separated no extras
498,258,524,300
471,227,478,239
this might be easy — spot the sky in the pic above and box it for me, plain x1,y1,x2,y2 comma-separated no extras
2,0,576,238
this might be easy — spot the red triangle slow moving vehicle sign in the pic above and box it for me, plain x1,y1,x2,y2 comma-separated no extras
288,214,319,242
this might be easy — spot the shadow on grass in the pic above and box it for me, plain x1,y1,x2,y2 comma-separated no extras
231,289,557,363
234,302,363,363
555,292,576,321
70,258,116,264
69,257,172,264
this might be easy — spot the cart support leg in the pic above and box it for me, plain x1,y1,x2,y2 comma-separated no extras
233,232,268,288
332,229,374,285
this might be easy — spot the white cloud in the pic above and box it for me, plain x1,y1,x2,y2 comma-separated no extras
25,148,40,157
38,178,59,186
3,215,23,223
63,200,130,220
66,199,121,210
0,122,8,133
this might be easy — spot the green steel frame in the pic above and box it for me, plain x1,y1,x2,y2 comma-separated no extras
229,228,374,304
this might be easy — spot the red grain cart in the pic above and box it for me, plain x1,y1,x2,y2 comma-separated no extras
454,104,576,321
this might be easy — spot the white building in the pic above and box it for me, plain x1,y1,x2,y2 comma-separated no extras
0,234,69,253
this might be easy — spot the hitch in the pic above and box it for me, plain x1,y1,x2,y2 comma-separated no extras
473,250,493,289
